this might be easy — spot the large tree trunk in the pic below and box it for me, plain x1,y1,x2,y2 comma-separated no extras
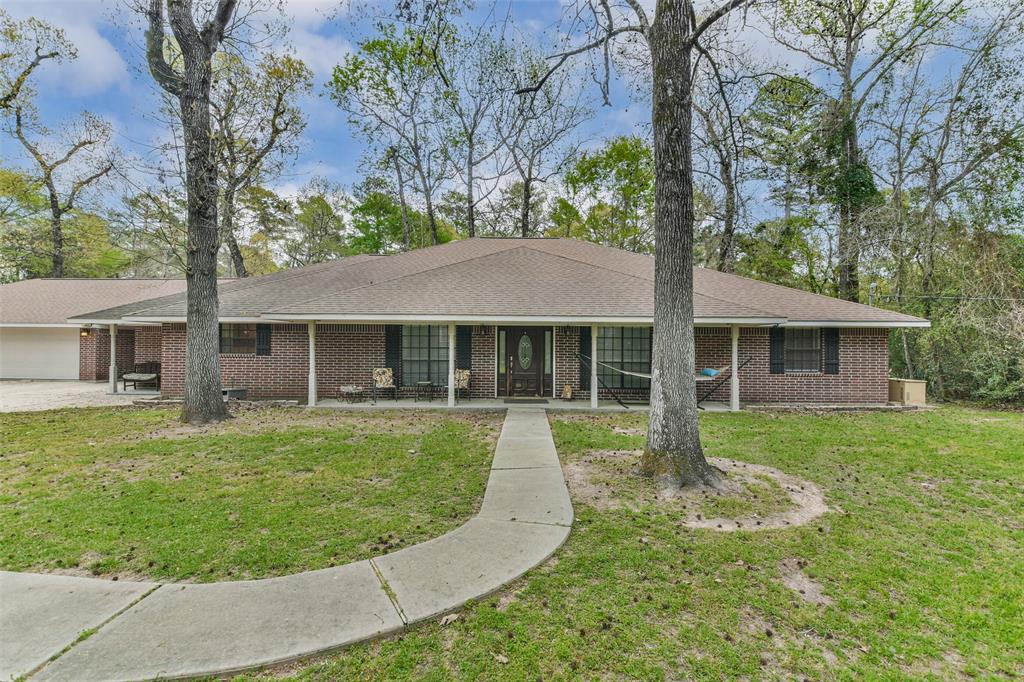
178,56,228,423
392,152,411,250
466,151,476,238
836,83,860,302
716,150,736,273
48,204,64,278
641,0,723,488
520,177,532,238
221,187,248,277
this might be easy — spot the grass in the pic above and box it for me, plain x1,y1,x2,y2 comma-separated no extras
0,406,500,582
237,406,1023,681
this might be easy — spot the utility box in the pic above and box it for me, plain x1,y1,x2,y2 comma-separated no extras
889,378,927,406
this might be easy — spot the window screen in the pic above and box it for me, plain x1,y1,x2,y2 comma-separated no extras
401,325,449,384
219,324,257,354
597,327,651,389
784,328,820,372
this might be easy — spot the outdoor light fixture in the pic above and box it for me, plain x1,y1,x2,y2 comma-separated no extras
80,329,91,337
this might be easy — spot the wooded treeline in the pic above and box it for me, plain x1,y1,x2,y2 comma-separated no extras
2,1,1021,404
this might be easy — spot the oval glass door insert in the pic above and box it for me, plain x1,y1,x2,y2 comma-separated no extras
517,334,533,369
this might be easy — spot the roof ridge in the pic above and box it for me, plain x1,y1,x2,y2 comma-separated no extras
519,242,658,286
262,242,528,313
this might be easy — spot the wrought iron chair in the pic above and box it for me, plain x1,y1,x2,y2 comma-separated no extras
371,367,397,403
454,368,471,403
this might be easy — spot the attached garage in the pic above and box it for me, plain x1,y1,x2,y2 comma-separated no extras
0,278,188,381
0,326,81,379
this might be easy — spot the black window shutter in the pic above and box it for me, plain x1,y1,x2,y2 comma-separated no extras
218,324,226,354
385,325,402,387
769,328,785,374
456,326,472,370
823,328,840,374
255,324,272,356
579,326,591,391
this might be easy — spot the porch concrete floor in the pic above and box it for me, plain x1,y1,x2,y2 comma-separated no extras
313,398,731,412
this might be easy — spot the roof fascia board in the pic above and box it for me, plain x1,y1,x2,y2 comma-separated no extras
782,320,931,328
66,318,164,326
260,313,788,325
0,323,81,328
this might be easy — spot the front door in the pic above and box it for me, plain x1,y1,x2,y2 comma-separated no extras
505,327,544,396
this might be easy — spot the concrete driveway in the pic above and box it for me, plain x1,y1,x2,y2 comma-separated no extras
0,380,153,412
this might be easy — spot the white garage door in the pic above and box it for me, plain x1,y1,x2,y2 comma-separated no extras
0,327,80,379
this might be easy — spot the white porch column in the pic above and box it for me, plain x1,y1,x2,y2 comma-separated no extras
447,323,456,407
108,324,118,393
730,324,740,412
307,321,317,406
590,324,599,408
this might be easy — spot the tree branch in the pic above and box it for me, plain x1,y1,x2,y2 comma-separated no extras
145,0,184,95
691,0,753,45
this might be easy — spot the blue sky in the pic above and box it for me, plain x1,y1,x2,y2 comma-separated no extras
3,0,648,200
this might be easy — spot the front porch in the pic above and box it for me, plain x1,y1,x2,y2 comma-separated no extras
312,397,733,412
300,322,745,412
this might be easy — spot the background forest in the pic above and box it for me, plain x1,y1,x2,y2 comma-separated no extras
1,0,1022,404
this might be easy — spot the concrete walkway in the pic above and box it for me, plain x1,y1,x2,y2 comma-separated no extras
0,408,571,682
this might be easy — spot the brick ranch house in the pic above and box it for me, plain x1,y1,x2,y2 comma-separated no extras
68,238,929,409
0,278,189,380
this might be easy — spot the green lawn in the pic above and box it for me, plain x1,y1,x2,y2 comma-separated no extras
240,406,1023,681
0,406,500,582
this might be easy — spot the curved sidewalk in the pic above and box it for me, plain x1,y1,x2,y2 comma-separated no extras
1,408,572,682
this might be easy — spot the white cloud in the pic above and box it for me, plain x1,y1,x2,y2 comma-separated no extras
4,1,129,97
290,26,353,80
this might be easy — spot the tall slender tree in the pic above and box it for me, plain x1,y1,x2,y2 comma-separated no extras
767,0,967,301
144,0,239,424
210,52,312,277
519,0,754,488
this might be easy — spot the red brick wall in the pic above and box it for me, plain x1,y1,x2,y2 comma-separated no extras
555,326,584,399
157,323,890,405
468,326,496,398
135,327,163,363
316,325,385,399
162,323,494,402
161,323,309,400
694,327,890,404
79,327,135,381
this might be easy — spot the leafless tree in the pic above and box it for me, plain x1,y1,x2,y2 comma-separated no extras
506,49,591,238
0,9,72,111
765,0,968,302
9,109,115,278
211,52,312,277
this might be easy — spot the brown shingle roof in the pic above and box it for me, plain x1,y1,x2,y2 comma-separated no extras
72,239,928,327
0,278,189,325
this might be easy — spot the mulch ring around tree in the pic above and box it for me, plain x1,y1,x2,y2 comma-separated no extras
564,451,827,532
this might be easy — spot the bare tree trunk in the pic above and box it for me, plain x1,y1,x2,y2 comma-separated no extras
520,177,532,238
466,151,476,238
716,152,736,272
837,85,861,302
641,0,723,488
48,202,64,278
221,187,247,277
391,151,411,250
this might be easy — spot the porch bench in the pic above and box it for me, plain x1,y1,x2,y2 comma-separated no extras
122,362,161,391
